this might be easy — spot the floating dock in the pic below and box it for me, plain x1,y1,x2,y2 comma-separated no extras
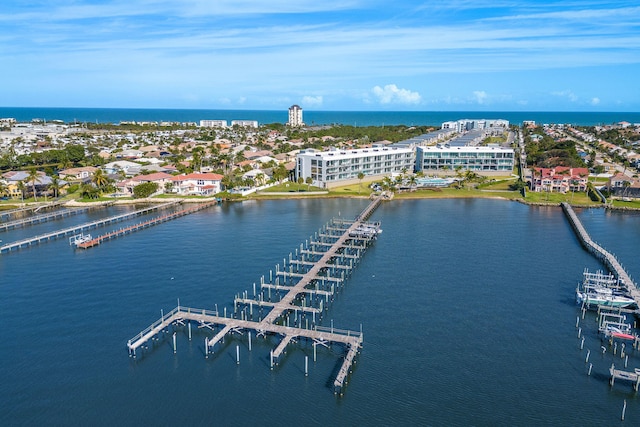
128,194,385,394
561,202,640,309
0,201,179,253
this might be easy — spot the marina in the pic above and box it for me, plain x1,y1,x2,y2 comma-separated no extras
127,195,383,393
562,202,640,309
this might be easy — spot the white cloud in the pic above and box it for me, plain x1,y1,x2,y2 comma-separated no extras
371,84,421,105
302,95,323,107
473,90,488,104
590,97,600,106
552,90,578,102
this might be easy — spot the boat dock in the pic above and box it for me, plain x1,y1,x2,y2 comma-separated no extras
75,201,219,249
0,201,179,253
0,207,93,231
609,364,640,390
0,201,64,221
127,195,385,394
561,203,640,308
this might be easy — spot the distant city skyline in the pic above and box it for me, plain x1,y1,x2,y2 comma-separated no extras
2,1,639,112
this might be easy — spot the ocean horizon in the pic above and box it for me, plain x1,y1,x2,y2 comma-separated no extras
1,107,639,127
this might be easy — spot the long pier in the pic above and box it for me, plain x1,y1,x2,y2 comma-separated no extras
127,195,386,394
561,202,640,306
0,201,64,220
0,201,179,253
0,207,92,231
76,201,219,249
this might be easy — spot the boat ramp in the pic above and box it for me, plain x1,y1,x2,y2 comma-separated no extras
127,195,385,394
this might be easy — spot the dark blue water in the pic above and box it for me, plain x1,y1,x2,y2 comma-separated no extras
2,199,640,425
1,107,638,126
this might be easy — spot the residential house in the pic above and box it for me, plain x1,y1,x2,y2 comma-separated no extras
530,167,589,193
58,166,99,182
169,173,224,195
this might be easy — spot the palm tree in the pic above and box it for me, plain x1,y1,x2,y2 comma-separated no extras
26,168,40,201
305,176,313,191
50,176,61,199
0,181,7,198
91,169,109,192
17,180,25,203
357,172,365,194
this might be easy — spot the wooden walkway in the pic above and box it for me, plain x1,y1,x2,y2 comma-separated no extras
127,195,385,394
0,207,92,231
0,201,179,254
561,203,640,306
76,201,219,249
0,201,64,221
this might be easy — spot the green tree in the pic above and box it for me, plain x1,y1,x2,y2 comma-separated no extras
133,182,159,198
26,168,40,201
357,172,365,194
50,176,61,198
305,176,313,191
91,169,109,192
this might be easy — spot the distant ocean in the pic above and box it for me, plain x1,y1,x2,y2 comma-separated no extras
1,107,639,127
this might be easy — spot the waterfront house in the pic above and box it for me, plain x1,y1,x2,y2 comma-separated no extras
169,172,224,195
530,167,589,193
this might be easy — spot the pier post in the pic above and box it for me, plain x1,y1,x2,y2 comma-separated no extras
585,349,590,363
270,350,274,369
580,337,584,350
236,345,240,365
305,356,308,376
249,332,252,351
588,363,593,376
173,332,177,354
313,343,317,362
622,400,627,420
188,322,192,341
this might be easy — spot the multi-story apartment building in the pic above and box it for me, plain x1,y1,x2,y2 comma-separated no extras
530,166,589,193
416,145,515,174
296,146,415,188
288,105,304,127
199,120,228,128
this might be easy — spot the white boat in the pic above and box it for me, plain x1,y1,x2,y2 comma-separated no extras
576,285,636,308
349,224,382,238
69,233,92,247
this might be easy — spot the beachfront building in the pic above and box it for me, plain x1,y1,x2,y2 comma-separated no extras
441,119,509,133
169,172,224,195
231,120,258,128
288,105,304,127
416,145,515,175
200,120,228,128
296,146,414,189
529,166,589,193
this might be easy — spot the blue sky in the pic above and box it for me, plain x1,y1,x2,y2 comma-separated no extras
2,0,639,111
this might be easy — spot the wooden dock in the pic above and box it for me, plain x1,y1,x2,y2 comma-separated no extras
0,201,179,254
609,364,640,390
75,201,219,249
0,207,92,231
127,195,385,394
561,203,640,308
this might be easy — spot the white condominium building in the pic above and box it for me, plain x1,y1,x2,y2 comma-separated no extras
296,146,415,188
416,145,514,173
441,119,509,133
288,105,304,127
200,120,228,128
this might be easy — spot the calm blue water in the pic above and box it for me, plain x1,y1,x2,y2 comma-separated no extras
2,199,640,425
1,107,639,126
